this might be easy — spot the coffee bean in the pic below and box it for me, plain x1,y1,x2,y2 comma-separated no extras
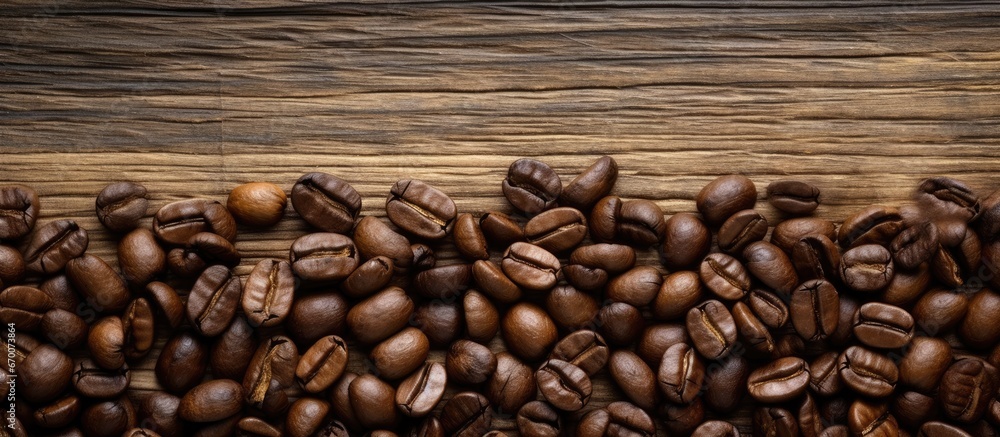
809,352,843,397
71,358,130,399
167,231,240,277
446,340,496,385
87,316,125,370
396,362,447,418
771,217,837,253
838,205,904,248
687,300,738,360
830,296,861,347
852,302,914,349
561,155,618,210
746,288,790,329
122,298,154,360
353,216,412,269
658,343,705,404
919,422,974,437
703,354,750,414
287,291,347,346
608,350,658,410
732,301,775,356
33,394,81,429
413,301,463,347
186,265,241,337
929,224,981,287
893,390,938,430
413,263,471,299
524,207,587,253
637,324,687,369
660,398,705,437
545,285,599,331
289,232,358,282
848,399,898,437
566,243,636,291
577,402,655,437
295,335,348,393
410,416,445,437
241,259,294,328
20,344,72,404
799,394,824,437
370,327,429,380
516,401,561,437
237,416,282,437
883,262,932,307
700,253,751,301
338,258,392,300
767,180,821,215
696,175,757,226
179,379,243,422
915,176,981,223
329,372,361,431
94,182,149,233
743,240,799,294
136,393,183,437
502,302,558,362
753,407,798,437
479,211,525,247
747,357,809,403
897,337,952,394
347,286,413,345
959,288,1000,349
977,189,1000,242
41,307,88,349
286,397,329,437
210,316,256,381
440,392,491,437
291,172,361,234
651,270,702,321
660,212,711,270
472,259,522,303
939,358,999,423
0,285,53,331
536,359,591,412
838,346,898,398
890,222,939,270
243,336,299,404
458,290,498,344
718,209,768,254
452,213,489,260
81,397,136,437
385,179,456,240
913,288,967,338
24,219,89,275
597,302,645,347
225,182,286,227
692,420,741,437
602,265,658,308
153,199,237,246
503,158,561,215
840,244,894,292
486,352,536,415
790,279,840,342
156,331,208,394
66,253,130,314
0,185,39,240
144,281,183,329
117,228,165,288
792,234,842,282
501,242,560,291
0,245,24,289
595,197,666,246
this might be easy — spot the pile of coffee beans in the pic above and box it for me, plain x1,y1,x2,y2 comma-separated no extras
3,156,1000,437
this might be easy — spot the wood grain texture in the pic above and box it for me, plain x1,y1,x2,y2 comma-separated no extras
2,1,1000,435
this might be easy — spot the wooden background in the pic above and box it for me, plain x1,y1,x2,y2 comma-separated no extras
3,1,1000,435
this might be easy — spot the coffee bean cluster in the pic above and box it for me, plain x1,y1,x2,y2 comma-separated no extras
1,157,1000,437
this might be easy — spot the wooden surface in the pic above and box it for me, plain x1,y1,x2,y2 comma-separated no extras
3,1,1000,435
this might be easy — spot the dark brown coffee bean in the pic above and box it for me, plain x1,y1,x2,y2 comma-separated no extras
341,256,394,299
636,324,687,369
696,175,757,226
767,180,821,215
0,245,25,290
840,244,894,292
237,416,282,437
0,185,38,240
286,397,329,437
81,397,136,437
792,234,842,282
830,295,861,347
852,302,914,349
545,285,598,331
136,393,183,437
516,401,561,437
122,298,154,360
329,372,361,431
452,213,488,260
790,279,840,342
210,315,256,381
940,358,999,423
167,231,240,277
597,302,645,347
919,422,974,437
87,316,125,369
929,223,982,288
753,407,798,437
287,291,347,346
744,240,799,294
577,402,656,437
890,222,939,270
479,211,524,247
0,285,53,331
456,290,496,344
502,302,558,362
192,414,240,437
898,337,951,393
747,288,790,329
732,301,775,356
71,358,130,399
291,172,361,234
566,243,636,291
33,394,81,429
370,327,429,380
413,301,463,347
386,179,456,240
652,270,702,321
225,182,286,227
289,232,358,282
561,155,618,210
445,339,496,385
347,286,413,345
719,209,768,254
617,198,667,246
959,288,1000,349
439,392,491,437
839,205,904,248
848,399,898,437
409,416,445,437
41,307,88,349
397,362,447,418
245,376,288,421
821,423,849,437
144,281,183,329
296,335,348,393
153,199,237,246
747,357,809,403
66,253,130,314
606,265,661,307
95,182,148,232
24,219,89,275
838,346,898,398
503,158,561,215
775,333,806,362
118,228,166,288
609,350,658,410
179,379,244,422
186,265,241,337
472,259,522,304
704,354,750,414
771,217,838,253
692,420,741,437
21,344,72,404
502,242,560,291
244,336,299,404
242,259,295,328
523,207,587,253
809,352,843,397
700,253,751,301
410,242,435,270
660,398,705,437
486,352,536,415
156,331,208,394
353,216,412,269
661,212,712,270
536,359,591,412
687,300,738,360
413,263,471,299
893,390,938,430
657,343,705,404
882,262,931,307
916,177,981,223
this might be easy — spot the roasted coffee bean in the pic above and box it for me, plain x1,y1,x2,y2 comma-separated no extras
386,179,456,240
226,182,286,227
700,253,751,300
915,176,980,223
767,180,821,215
561,155,618,210
122,298,154,360
606,265,661,307
661,212,712,270
452,213,489,260
118,228,166,288
210,316,256,381
753,407,799,437
919,422,974,437
732,301,775,356
883,263,931,307
286,397,329,437
95,182,148,232
848,399,898,437
718,209,768,254
703,354,750,414
486,352,536,415
771,217,838,253
411,242,436,270
658,343,705,404
287,291,347,346
503,158,561,214
136,393,183,437
838,205,904,248
0,185,38,240
413,301,463,347
472,259,522,303
353,216,412,269
370,327,429,380
959,288,1000,349
838,346,898,398
72,358,130,399
799,394,824,437
840,244,894,292
397,362,447,418
341,257,393,299
244,336,299,404
829,295,860,347
291,172,361,234
502,242,560,291
577,402,656,437
545,285,599,331
156,331,208,394
939,358,999,423
637,324,687,369
145,281,183,329
594,197,666,246
773,333,805,359
566,243,635,291
347,286,413,345
289,232,358,282
33,394,81,429
653,270,703,321
237,417,282,437
186,265,241,337
153,199,237,246
791,279,840,342
597,302,645,347
66,253,130,314
696,175,757,226
0,285,53,331
792,234,842,282
516,401,561,437
898,337,952,393
660,398,705,437
524,207,587,253
81,397,136,437
192,415,240,437
167,231,240,277
440,392,491,437
747,288,790,329
24,219,89,274
747,357,809,403
744,240,799,294
296,335,348,393
687,300,738,360
409,416,445,437
809,352,843,397
890,222,939,270
608,350,658,410
893,390,938,430
179,379,244,422
459,290,498,344
329,372,362,431
41,308,88,349
536,359,591,412
479,211,524,247
502,302,558,362
413,263,471,299
20,344,72,404
87,316,125,369
692,420,741,437
852,302,914,349
240,259,294,328
446,340,496,385
0,245,24,289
